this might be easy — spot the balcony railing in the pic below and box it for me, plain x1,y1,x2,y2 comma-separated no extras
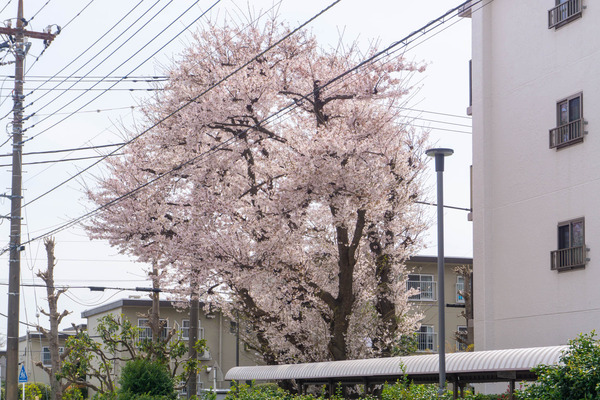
407,280,437,301
551,245,586,270
548,0,582,29
416,332,437,352
549,119,583,149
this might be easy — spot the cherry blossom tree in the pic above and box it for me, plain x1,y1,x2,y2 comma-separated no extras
87,18,429,363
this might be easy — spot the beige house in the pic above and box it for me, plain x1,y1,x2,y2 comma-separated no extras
17,330,75,387
406,256,473,353
81,298,259,394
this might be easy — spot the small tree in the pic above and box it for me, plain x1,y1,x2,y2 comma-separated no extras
520,331,600,399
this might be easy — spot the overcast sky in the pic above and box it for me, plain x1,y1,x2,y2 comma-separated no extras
0,0,473,337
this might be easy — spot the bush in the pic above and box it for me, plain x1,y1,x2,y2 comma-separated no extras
18,383,50,400
519,331,600,400
118,359,176,400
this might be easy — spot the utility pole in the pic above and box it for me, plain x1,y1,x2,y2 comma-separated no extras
2,2,56,400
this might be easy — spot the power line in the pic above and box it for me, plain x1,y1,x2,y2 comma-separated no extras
11,0,477,250
8,1,344,245
398,106,471,120
0,0,12,14
22,0,150,110
0,153,121,167
22,87,161,92
0,142,125,158
6,0,479,248
23,0,215,137
32,105,135,117
15,75,168,82
0,281,162,292
27,0,51,23
60,0,96,31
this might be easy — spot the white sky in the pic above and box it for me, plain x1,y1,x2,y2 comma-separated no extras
0,0,473,337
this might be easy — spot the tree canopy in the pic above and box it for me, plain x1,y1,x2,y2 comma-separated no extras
87,18,429,363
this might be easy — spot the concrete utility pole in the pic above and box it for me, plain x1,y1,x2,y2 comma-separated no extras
425,147,453,397
2,2,56,400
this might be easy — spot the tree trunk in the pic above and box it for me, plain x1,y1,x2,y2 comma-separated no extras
37,238,69,400
187,274,199,398
328,209,366,361
148,261,161,358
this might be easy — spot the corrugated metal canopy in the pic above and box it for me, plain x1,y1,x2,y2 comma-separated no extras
226,346,567,384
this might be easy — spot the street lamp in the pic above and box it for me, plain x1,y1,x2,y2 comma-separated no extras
425,147,454,396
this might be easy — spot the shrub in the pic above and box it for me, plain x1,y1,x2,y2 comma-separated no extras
118,359,176,400
519,331,600,400
17,383,50,400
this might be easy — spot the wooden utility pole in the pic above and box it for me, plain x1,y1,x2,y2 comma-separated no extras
4,2,56,400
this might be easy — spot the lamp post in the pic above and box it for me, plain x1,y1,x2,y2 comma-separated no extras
425,147,454,396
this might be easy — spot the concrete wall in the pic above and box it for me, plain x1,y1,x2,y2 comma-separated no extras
472,0,600,352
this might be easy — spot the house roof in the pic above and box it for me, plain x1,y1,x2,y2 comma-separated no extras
81,298,185,318
18,331,75,342
225,345,567,385
407,255,473,265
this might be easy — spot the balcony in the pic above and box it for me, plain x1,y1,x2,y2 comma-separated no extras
407,280,437,301
548,0,582,29
551,245,586,271
549,119,583,149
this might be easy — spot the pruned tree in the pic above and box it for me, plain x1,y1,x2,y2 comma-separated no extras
35,237,71,400
87,18,429,363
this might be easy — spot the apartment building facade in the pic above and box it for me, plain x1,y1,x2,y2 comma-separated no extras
81,299,259,394
470,0,599,351
17,330,75,387
406,256,473,353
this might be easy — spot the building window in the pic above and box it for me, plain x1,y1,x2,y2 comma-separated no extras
230,321,238,334
551,218,586,270
416,325,436,352
177,382,187,398
181,320,204,340
548,0,582,29
456,276,465,303
407,274,436,301
181,319,189,339
42,347,64,366
550,93,583,149
138,319,168,341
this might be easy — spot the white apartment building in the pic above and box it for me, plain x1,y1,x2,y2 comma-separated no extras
470,0,600,351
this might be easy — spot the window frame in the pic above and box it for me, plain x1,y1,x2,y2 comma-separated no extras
416,325,436,352
407,274,436,301
180,319,204,340
137,318,169,341
42,346,64,366
551,217,587,271
550,92,584,149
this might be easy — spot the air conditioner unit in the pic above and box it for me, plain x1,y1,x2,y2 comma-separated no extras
198,350,211,360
